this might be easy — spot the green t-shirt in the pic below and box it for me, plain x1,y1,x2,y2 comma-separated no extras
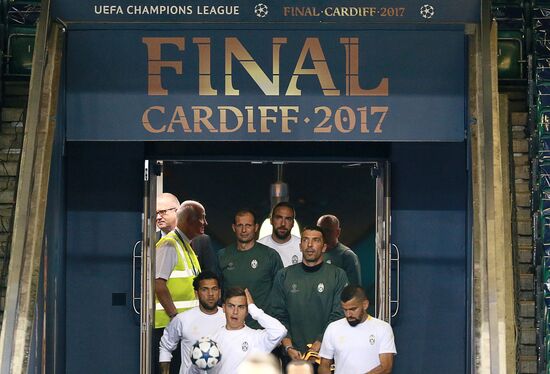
218,242,284,314
270,262,348,352
323,242,362,286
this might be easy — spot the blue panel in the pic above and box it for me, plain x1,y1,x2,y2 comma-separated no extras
390,142,467,373
65,143,144,373
52,0,479,24
65,29,466,142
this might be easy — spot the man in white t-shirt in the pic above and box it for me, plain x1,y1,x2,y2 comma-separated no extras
196,287,287,374
319,285,396,374
258,202,302,267
159,271,226,374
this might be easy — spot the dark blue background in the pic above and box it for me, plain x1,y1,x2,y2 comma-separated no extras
66,29,466,141
52,0,479,24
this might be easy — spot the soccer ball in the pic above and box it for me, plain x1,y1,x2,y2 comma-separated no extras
420,4,435,19
190,337,221,370
254,3,268,18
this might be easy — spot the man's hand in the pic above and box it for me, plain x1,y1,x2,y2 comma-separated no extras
282,337,303,360
160,362,170,374
244,288,254,305
309,340,321,353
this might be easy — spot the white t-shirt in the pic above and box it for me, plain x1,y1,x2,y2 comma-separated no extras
319,316,397,374
258,234,302,267
193,304,287,374
160,307,226,374
156,228,191,280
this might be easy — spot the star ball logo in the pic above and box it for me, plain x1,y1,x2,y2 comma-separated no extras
254,3,268,17
420,4,435,19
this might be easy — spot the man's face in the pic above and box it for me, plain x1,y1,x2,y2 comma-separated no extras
196,279,220,312
271,206,295,241
232,213,258,244
156,198,178,233
188,205,208,239
300,229,327,265
223,295,248,330
341,297,369,327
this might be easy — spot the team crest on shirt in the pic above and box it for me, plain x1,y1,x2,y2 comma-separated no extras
317,283,325,293
369,335,376,345
292,255,299,264
251,259,258,269
290,283,299,293
326,259,332,264
227,262,235,271
242,341,249,351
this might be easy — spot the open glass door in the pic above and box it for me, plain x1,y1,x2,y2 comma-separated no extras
140,160,157,374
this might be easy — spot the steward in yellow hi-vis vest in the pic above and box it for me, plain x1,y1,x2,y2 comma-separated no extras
155,229,201,328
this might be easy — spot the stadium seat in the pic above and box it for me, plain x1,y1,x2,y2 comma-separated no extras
498,31,525,79
6,25,34,75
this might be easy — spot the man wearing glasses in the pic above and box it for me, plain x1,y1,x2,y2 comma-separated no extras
156,193,180,237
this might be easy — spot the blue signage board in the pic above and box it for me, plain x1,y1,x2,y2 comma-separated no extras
65,29,466,142
53,0,479,24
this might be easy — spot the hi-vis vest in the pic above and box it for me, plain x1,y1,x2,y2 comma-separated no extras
155,230,201,328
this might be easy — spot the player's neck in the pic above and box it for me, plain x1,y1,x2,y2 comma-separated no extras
325,241,338,251
199,305,219,315
237,240,255,251
271,233,291,244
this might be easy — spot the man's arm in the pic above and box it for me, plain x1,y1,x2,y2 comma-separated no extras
319,358,334,374
245,289,287,351
343,249,362,286
159,318,183,373
155,278,177,317
366,353,394,374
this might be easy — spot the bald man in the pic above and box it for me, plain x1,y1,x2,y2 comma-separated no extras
156,193,180,236
317,215,361,286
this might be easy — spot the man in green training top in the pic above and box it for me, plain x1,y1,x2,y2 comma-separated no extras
270,225,348,366
218,209,284,328
317,215,361,286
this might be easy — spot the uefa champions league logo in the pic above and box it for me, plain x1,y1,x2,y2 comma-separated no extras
420,4,435,19
254,3,268,18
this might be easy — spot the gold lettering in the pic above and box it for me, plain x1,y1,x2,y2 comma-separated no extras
258,106,278,133
142,37,185,96
225,37,287,96
142,106,166,133
286,38,340,96
167,106,191,133
193,37,217,96
192,106,218,132
340,37,388,96
218,106,243,132
279,106,299,133
245,106,256,133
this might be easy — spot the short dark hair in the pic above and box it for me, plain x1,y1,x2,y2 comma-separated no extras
234,209,257,225
271,202,295,218
193,270,220,291
341,284,368,303
224,287,246,302
301,225,327,243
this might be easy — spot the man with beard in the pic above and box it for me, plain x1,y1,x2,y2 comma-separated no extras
218,209,283,328
270,226,348,367
258,202,302,267
155,200,206,374
159,271,226,374
318,285,396,374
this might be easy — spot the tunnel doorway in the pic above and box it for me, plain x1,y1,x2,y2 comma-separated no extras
141,159,392,373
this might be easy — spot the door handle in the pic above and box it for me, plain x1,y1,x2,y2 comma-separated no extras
132,240,142,315
390,243,400,318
